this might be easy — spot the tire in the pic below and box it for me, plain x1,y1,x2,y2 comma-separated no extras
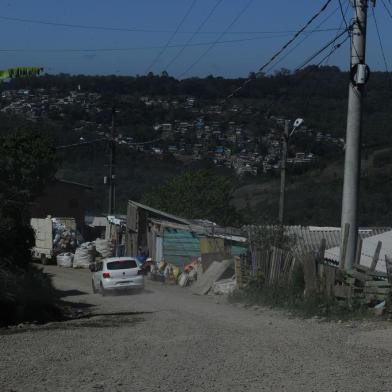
100,282,107,296
92,280,97,294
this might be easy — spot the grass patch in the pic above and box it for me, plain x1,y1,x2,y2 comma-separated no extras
229,264,371,320
0,265,61,327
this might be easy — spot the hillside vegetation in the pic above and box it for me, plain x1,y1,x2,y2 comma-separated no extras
2,67,392,225
234,148,392,226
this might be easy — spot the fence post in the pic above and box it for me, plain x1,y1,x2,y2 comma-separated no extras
354,237,363,267
339,223,350,270
317,238,326,263
303,253,318,298
234,256,242,288
370,241,382,272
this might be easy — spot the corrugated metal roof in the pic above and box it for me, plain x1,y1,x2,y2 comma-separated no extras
128,200,191,225
150,218,208,235
325,230,392,272
150,218,247,243
246,225,390,260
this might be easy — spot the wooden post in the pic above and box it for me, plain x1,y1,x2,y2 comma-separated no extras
385,255,392,283
318,238,326,263
354,237,363,267
234,256,242,288
339,223,350,270
370,241,382,272
385,255,392,314
303,253,318,297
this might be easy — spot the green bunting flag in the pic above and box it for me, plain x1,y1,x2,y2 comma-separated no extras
0,67,44,80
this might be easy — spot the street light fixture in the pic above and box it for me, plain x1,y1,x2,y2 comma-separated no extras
278,118,304,225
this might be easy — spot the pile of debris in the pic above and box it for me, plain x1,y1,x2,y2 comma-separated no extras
148,257,237,295
56,238,114,269
306,253,392,314
52,219,82,255
149,260,198,286
334,265,391,304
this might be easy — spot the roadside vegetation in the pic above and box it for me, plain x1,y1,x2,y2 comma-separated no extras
0,128,59,326
229,264,371,320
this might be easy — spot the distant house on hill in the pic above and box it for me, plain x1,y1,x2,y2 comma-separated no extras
30,179,92,232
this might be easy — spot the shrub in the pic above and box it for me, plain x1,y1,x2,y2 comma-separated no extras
0,265,60,326
229,263,370,319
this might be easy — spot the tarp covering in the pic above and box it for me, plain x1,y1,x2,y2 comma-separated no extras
163,228,201,267
325,230,392,273
162,228,247,268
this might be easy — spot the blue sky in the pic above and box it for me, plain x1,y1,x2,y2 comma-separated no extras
0,0,390,78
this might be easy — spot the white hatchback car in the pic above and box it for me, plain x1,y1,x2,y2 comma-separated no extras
91,257,144,295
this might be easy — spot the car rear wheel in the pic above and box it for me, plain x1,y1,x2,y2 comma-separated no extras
92,280,97,294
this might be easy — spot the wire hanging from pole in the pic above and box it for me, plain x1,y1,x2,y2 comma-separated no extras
178,0,254,78
223,0,334,101
144,0,198,74
164,0,223,71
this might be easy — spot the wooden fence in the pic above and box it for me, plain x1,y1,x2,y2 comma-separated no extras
236,240,392,311
236,247,296,288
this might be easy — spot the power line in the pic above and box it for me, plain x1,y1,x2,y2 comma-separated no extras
178,0,254,78
325,0,350,63
145,0,197,73
0,34,312,53
338,0,349,29
371,4,390,75
56,136,162,151
224,0,334,100
0,13,341,35
294,27,349,70
56,138,107,150
259,30,349,120
380,0,392,19
263,5,340,74
164,0,223,71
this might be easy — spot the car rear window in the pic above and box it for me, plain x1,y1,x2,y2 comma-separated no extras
107,260,137,270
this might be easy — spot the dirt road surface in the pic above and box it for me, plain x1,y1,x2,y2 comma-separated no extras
1,265,392,392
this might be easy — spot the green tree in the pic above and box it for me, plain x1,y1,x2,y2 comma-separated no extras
0,129,58,200
0,129,57,269
142,170,243,226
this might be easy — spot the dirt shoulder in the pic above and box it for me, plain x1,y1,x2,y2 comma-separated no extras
1,265,392,392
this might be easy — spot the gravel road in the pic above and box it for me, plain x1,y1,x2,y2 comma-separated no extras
1,265,392,392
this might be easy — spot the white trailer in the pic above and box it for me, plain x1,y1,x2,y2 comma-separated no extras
31,216,76,264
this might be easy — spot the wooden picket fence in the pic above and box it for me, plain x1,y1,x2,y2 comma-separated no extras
236,247,296,288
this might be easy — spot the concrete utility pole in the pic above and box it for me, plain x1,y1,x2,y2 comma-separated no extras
108,107,116,216
278,120,290,224
340,0,370,269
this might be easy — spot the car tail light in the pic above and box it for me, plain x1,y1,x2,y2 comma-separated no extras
102,272,110,279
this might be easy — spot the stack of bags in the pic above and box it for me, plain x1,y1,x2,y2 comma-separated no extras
73,242,96,268
94,238,114,258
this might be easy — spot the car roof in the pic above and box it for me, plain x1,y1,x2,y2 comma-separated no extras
103,257,136,263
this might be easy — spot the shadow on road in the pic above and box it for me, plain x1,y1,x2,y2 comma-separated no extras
57,289,89,298
101,288,154,297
